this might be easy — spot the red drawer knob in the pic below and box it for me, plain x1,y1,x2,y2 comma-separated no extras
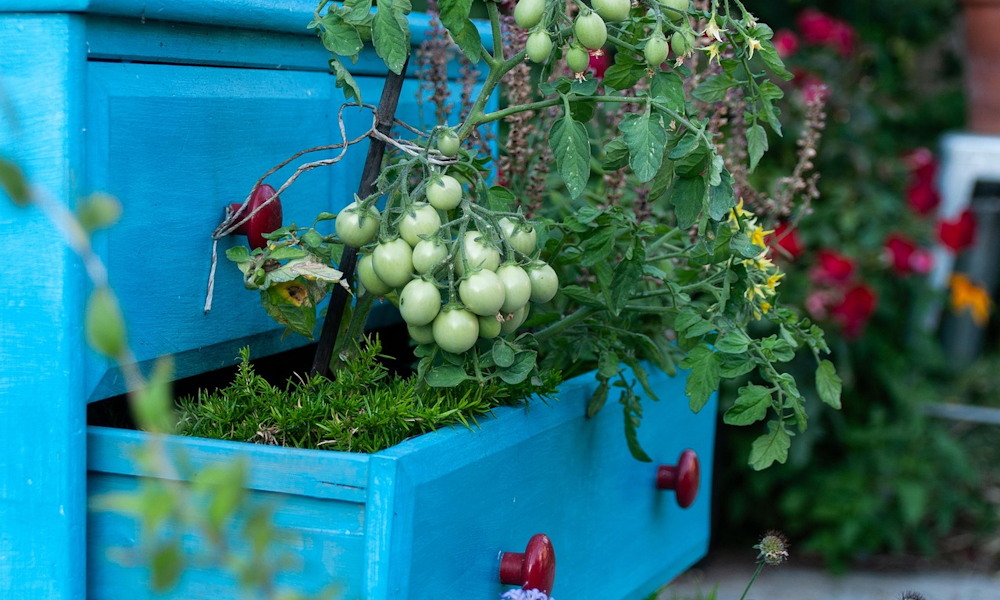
656,449,700,508
499,533,556,594
229,183,282,250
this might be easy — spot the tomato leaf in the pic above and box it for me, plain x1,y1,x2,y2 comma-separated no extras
609,247,644,316
549,116,591,199
618,111,666,183
425,364,470,387
372,0,410,74
315,11,364,57
587,378,610,417
724,384,772,426
438,0,482,63
329,56,363,103
746,123,768,173
816,360,842,409
620,386,653,462
693,72,737,103
492,340,516,368
749,421,791,470
671,176,705,230
602,138,630,171
680,344,721,412
708,168,736,221
715,328,751,354
650,71,685,113
498,350,536,384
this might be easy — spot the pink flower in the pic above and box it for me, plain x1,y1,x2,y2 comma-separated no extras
904,147,938,186
937,209,978,252
883,233,932,276
811,249,856,285
795,9,857,57
793,69,828,104
772,29,800,58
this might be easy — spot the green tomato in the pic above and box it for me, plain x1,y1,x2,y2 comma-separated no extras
408,323,436,345
565,45,591,74
500,304,529,335
574,12,608,50
426,174,463,211
459,269,506,316
526,30,553,64
436,129,460,158
644,34,669,65
412,238,449,275
500,217,537,256
670,29,695,56
593,0,630,22
399,278,442,326
478,314,503,339
399,202,441,247
527,261,559,303
335,201,380,248
372,238,414,288
496,264,532,314
357,254,392,296
457,230,500,275
433,306,480,354
657,0,689,22
513,0,545,29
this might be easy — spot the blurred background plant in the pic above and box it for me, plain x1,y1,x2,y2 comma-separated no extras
712,0,1000,571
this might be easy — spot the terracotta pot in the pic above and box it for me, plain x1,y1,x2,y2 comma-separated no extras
961,0,1000,134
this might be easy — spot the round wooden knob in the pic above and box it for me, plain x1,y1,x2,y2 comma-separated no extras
229,183,282,249
499,533,556,594
656,449,700,508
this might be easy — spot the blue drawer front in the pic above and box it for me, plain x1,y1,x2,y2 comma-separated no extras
86,366,716,600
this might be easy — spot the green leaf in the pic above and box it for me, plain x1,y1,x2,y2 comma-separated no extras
492,340,515,368
671,176,705,230
587,379,610,417
816,360,842,409
438,0,482,62
549,116,591,198
707,168,735,221
342,0,374,23
602,138,630,171
329,56,363,103
0,157,31,206
133,357,176,434
425,364,470,387
680,345,721,412
692,73,737,103
620,387,653,462
372,0,410,74
756,41,793,80
150,541,184,592
316,12,364,57
86,288,127,359
498,350,536,384
76,193,122,232
488,185,516,212
267,247,309,261
749,421,791,470
715,328,750,354
650,71,685,113
609,251,644,315
602,59,645,91
723,384,772,426
648,155,675,201
746,123,768,173
598,350,620,379
668,132,700,160
619,112,666,183
226,246,251,263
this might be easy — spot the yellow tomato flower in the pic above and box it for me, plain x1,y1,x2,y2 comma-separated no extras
749,224,773,249
747,38,762,59
703,15,724,42
702,42,722,64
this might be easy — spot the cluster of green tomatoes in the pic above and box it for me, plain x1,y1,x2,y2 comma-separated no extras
333,165,558,355
516,0,695,68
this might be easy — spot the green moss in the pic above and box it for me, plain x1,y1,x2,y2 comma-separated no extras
176,336,559,453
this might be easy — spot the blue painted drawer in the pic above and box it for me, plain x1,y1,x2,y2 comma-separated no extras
87,364,717,600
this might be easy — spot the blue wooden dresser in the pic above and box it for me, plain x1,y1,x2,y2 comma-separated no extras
0,2,716,598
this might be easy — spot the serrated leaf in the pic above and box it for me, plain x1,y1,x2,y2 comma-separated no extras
342,0,374,23
693,73,737,103
329,56,363,102
680,345,721,412
668,132,700,160
602,62,645,91
715,328,751,354
723,384,772,426
560,285,604,307
757,41,792,80
620,387,652,462
746,123,768,173
498,351,536,384
425,365,469,387
225,246,251,263
749,421,790,470
372,0,410,74
650,71,685,112
708,168,735,221
619,112,666,183
438,0,481,62
549,116,591,199
609,251,644,316
316,12,364,57
587,379,609,417
267,247,309,261
603,138,630,171
671,176,705,230
816,360,842,409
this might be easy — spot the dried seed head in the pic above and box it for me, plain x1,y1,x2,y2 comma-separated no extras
754,531,790,566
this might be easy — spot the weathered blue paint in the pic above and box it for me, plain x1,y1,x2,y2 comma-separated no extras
0,15,89,600
1,4,492,599
87,364,717,599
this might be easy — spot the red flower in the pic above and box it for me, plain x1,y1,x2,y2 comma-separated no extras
768,222,805,260
904,147,938,186
937,209,978,252
906,182,940,215
589,51,610,80
796,9,856,57
773,29,800,58
830,283,877,338
811,249,856,285
883,233,932,276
